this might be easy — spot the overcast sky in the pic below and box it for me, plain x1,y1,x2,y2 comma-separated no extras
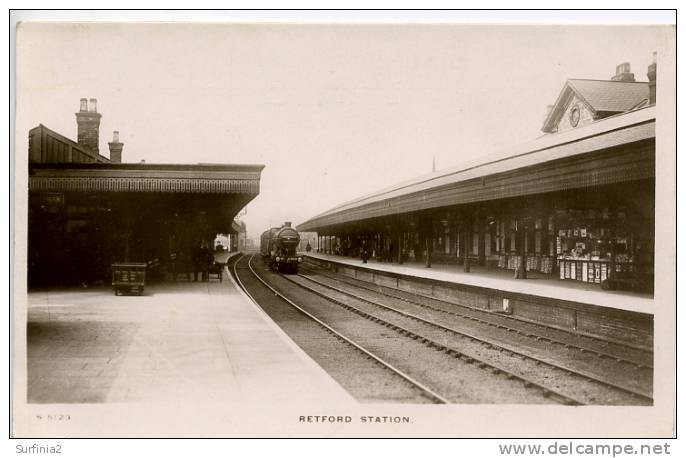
16,22,672,238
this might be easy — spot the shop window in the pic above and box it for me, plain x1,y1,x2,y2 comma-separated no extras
552,206,653,287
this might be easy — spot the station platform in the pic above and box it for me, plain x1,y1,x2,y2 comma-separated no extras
212,250,234,264
20,252,354,436
304,252,654,315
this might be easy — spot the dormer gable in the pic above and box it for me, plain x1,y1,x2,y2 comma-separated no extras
542,79,649,134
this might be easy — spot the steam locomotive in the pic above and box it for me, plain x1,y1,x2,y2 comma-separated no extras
260,222,303,274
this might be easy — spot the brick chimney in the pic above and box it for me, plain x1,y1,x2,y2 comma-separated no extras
647,52,657,105
108,131,124,163
611,62,636,82
75,97,102,155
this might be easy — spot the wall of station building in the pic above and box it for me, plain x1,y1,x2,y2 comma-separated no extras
29,191,117,287
28,190,234,287
556,94,596,133
26,100,263,287
314,179,654,291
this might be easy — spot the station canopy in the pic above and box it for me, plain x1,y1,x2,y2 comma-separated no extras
298,106,655,233
27,123,264,286
29,161,263,234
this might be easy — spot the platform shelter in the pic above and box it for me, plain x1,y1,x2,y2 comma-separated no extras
26,100,264,287
298,61,658,293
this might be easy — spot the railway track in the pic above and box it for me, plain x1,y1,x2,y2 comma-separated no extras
299,263,653,367
230,253,448,404
231,254,567,404
293,265,653,405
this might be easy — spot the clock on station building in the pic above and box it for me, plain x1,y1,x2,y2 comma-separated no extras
569,105,581,127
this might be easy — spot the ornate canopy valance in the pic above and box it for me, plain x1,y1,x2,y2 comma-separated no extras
29,163,264,195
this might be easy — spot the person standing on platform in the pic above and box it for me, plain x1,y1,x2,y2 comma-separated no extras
191,241,205,282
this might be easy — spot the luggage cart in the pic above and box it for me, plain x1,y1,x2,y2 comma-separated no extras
207,261,224,282
111,262,147,296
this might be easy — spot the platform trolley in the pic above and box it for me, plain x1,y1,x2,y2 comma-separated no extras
111,262,147,296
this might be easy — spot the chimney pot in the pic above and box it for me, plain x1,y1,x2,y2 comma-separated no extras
284,222,292,228
108,130,124,163
75,97,102,155
647,52,657,105
611,62,635,82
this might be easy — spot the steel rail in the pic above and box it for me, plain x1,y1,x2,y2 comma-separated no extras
232,254,450,405
281,275,585,406
231,253,262,307
297,271,652,403
291,273,653,404
300,264,652,368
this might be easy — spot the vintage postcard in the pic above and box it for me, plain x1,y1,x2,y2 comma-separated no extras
11,14,676,438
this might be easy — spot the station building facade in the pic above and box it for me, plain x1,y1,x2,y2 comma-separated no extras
298,61,657,292
27,98,264,287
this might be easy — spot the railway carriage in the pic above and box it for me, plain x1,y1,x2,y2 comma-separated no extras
260,222,303,274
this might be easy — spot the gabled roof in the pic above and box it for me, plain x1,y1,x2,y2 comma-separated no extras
29,124,112,164
569,79,649,112
542,79,649,133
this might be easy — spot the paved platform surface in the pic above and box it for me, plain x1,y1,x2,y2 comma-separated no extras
26,254,353,406
212,250,233,264
305,253,654,315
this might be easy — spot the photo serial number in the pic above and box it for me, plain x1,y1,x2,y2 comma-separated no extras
299,415,411,424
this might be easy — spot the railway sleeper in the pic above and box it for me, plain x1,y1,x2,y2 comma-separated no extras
297,272,651,402
310,270,651,359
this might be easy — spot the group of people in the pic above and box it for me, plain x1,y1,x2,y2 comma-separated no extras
190,242,216,282
357,241,403,264
170,242,217,282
